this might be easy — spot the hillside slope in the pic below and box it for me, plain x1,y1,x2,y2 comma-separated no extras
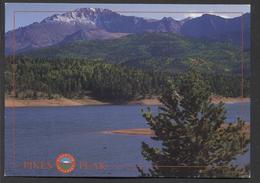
22,32,250,75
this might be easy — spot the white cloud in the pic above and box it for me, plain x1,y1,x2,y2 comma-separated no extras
183,12,243,19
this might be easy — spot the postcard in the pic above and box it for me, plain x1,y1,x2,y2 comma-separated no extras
4,3,250,178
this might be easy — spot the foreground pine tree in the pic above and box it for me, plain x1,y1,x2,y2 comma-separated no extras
137,70,250,178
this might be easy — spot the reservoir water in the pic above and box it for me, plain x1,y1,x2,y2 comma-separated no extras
4,103,250,177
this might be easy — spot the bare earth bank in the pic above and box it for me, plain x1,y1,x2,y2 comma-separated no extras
102,123,250,136
5,97,110,107
5,96,250,108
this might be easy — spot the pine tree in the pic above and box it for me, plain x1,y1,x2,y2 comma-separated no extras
137,70,250,178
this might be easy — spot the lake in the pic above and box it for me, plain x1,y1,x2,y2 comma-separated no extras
4,103,250,177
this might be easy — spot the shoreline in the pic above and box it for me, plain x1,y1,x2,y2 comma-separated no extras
103,123,250,136
5,96,250,108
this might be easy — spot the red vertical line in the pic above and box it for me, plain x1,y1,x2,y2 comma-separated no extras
241,13,244,99
240,13,245,153
12,11,16,168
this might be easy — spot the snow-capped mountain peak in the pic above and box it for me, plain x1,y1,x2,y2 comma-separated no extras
5,7,249,55
41,8,113,25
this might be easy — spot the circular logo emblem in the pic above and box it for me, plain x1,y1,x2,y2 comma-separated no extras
56,153,76,174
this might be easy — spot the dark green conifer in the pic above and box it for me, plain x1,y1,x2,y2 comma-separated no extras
138,70,249,178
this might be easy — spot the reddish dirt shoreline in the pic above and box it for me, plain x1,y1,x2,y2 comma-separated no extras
103,123,250,136
5,97,110,107
5,96,250,108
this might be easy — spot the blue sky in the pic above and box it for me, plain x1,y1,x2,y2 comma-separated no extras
5,3,250,32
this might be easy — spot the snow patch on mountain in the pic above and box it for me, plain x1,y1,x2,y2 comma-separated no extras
41,8,109,25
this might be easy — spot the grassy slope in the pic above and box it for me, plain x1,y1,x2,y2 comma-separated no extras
22,32,250,75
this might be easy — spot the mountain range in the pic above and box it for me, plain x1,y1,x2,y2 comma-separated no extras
5,8,250,55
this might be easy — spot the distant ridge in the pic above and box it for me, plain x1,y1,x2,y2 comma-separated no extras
23,32,250,75
5,8,250,55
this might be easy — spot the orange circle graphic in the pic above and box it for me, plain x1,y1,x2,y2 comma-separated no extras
56,153,76,174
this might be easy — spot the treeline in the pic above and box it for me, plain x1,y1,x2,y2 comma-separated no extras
206,73,250,97
5,57,168,102
5,57,249,102
24,32,250,77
